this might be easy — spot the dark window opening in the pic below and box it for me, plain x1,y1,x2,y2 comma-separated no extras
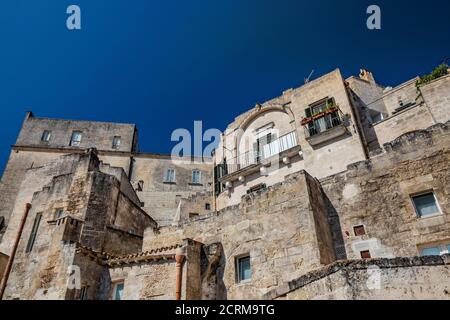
26,213,42,253
353,225,366,236
411,192,440,217
236,255,251,283
360,250,371,259
41,130,52,142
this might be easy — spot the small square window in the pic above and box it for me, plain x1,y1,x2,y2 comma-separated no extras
164,169,176,183
205,203,211,211
41,130,52,142
353,225,366,236
112,136,121,149
70,131,83,147
113,282,124,300
236,255,251,283
360,250,371,259
412,192,440,217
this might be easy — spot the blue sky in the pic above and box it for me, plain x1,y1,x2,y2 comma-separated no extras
0,0,449,172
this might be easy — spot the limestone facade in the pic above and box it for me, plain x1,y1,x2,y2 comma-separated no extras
0,66,449,300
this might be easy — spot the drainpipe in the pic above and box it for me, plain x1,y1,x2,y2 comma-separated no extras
0,203,32,300
175,250,185,300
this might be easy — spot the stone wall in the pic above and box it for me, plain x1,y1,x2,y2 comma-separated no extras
131,156,212,225
1,151,155,299
420,74,450,123
144,170,335,300
264,256,450,300
372,103,435,149
371,74,450,147
15,112,137,152
321,122,450,260
0,252,7,281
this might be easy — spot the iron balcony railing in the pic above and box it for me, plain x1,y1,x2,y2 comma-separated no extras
304,112,342,138
222,131,298,175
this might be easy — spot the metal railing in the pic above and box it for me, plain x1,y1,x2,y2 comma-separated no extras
221,131,298,175
304,112,342,138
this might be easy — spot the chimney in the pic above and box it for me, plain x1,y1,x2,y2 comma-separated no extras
359,69,376,84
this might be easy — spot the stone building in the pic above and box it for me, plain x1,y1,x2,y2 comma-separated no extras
0,66,449,300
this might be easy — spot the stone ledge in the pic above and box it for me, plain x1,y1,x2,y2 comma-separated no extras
263,255,450,300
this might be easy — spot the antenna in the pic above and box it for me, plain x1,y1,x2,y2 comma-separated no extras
304,69,315,84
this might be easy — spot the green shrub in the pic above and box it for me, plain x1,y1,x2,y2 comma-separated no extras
416,64,449,87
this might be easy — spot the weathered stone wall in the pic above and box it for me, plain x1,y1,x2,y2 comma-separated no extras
109,259,178,300
346,72,388,151
0,252,8,281
0,112,213,240
382,78,419,116
131,157,212,225
321,122,450,260
178,190,214,221
372,104,435,148
420,74,450,123
15,112,137,152
372,74,450,147
144,170,334,299
1,151,155,299
264,256,450,300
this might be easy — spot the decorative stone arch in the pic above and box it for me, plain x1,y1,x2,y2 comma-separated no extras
233,104,297,161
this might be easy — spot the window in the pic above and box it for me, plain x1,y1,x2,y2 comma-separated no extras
353,225,366,236
79,286,88,300
112,136,121,149
421,247,441,256
70,131,83,147
192,170,201,184
205,203,211,211
189,213,199,218
360,250,371,259
164,169,176,183
26,213,42,253
41,130,52,142
136,180,144,192
236,255,251,283
113,282,124,300
55,209,65,219
420,243,450,256
411,192,441,217
304,98,341,137
254,133,276,162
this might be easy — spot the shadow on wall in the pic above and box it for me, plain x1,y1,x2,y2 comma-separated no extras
323,193,347,260
201,243,227,300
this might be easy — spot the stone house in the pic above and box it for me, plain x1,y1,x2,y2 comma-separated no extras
0,66,449,300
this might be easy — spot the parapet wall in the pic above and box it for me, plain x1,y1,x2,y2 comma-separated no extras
264,255,450,300
321,121,450,260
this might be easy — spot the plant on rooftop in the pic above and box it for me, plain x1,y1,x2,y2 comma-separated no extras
416,64,449,87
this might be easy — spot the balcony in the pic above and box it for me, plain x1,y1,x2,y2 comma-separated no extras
218,131,300,181
302,109,348,146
